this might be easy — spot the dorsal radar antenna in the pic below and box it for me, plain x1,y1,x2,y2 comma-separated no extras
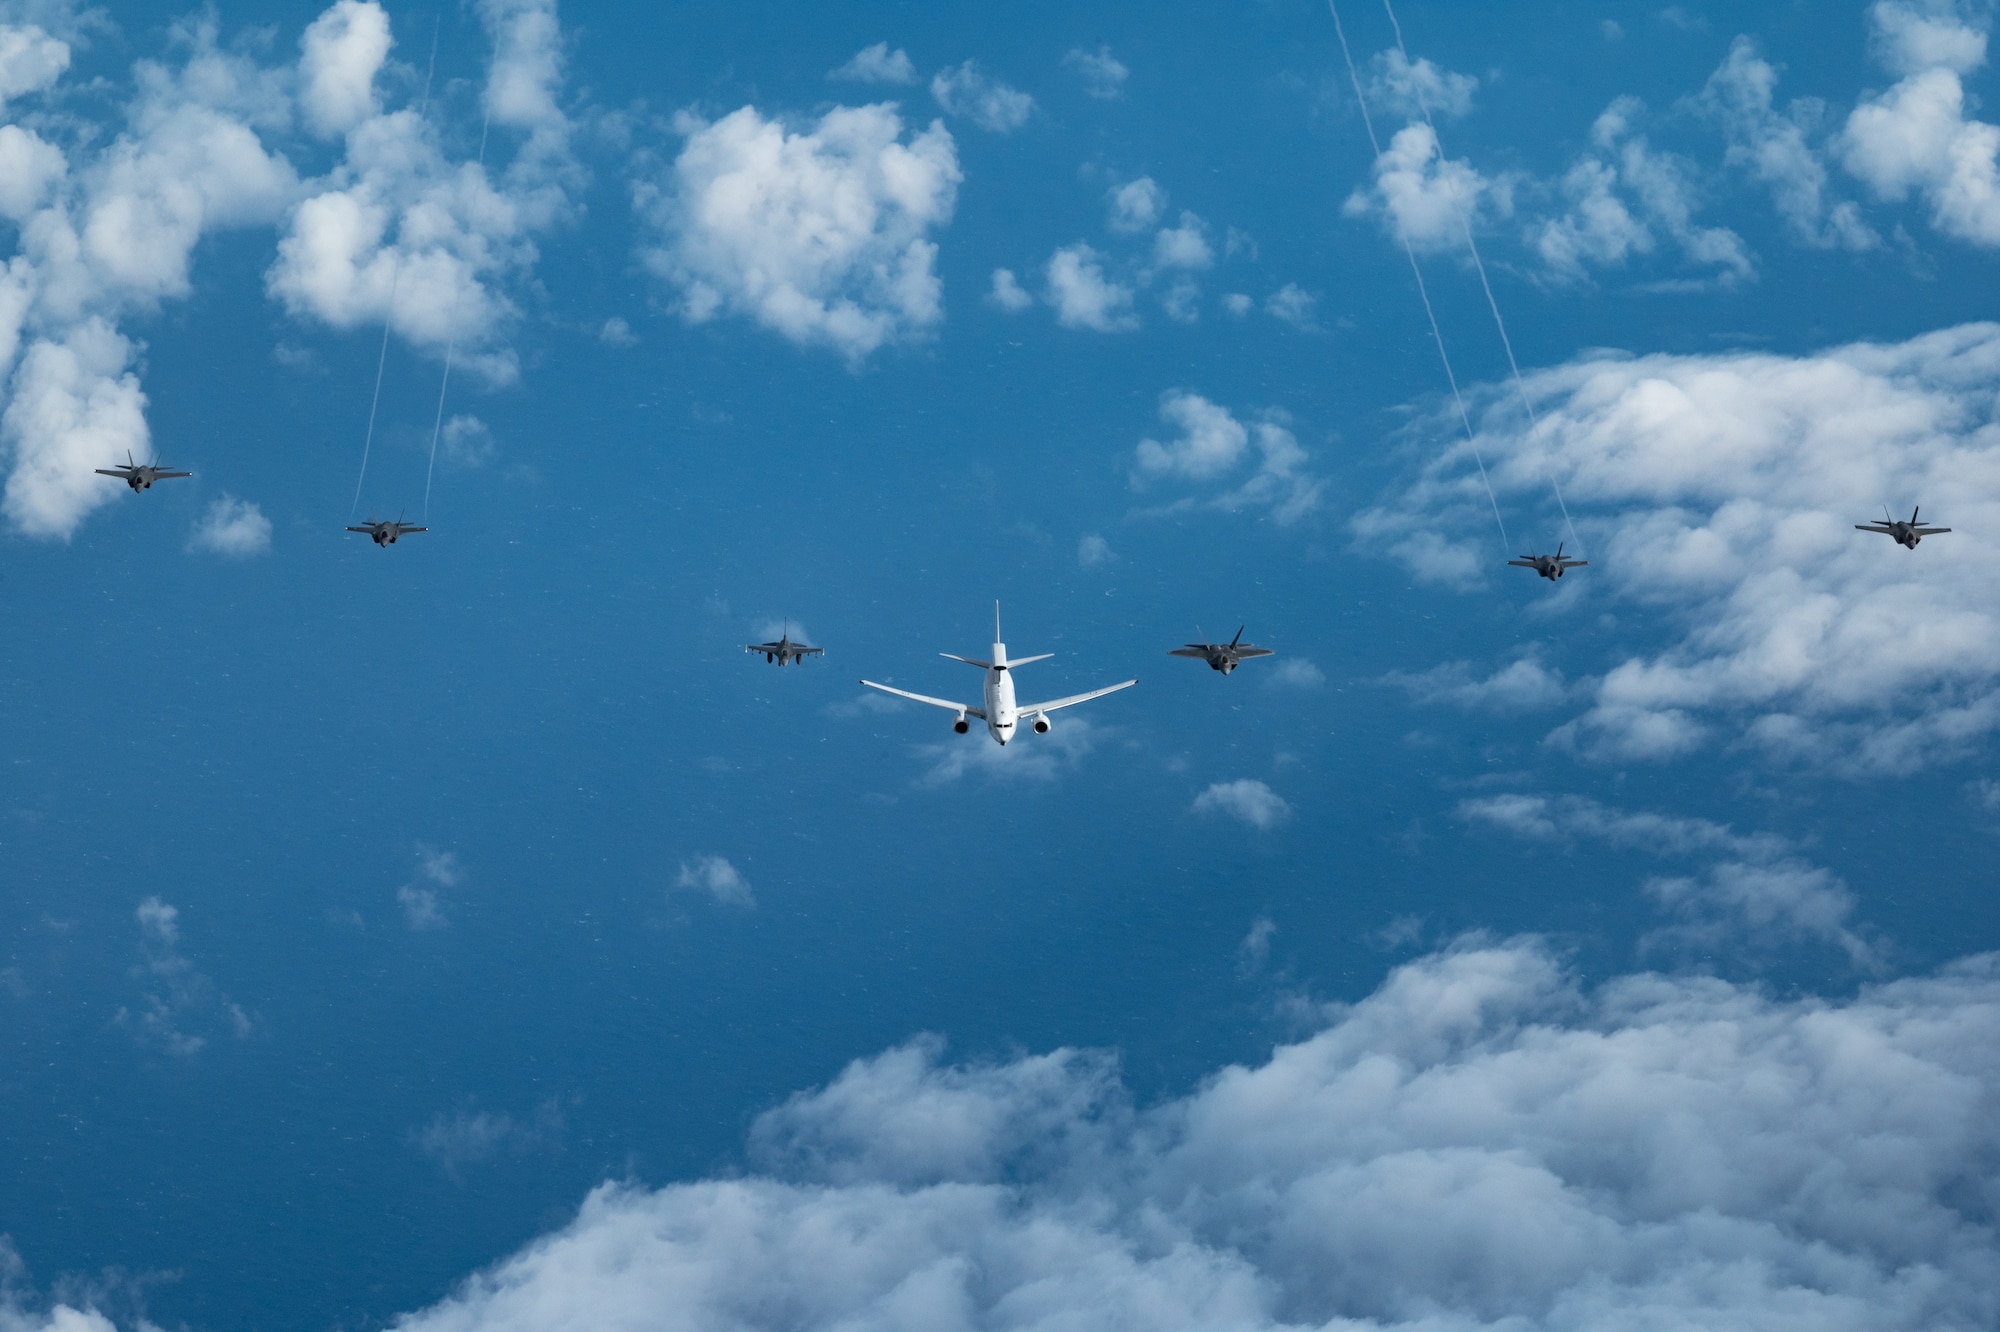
1324,0,1510,553
1375,0,1582,558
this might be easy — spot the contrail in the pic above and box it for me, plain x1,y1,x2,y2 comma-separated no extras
1379,0,1582,555
1327,0,1509,553
423,102,494,523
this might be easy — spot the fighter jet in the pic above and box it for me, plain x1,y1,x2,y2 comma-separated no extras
860,604,1135,746
346,515,427,546
1170,627,1274,675
1508,542,1588,581
95,451,191,492
1856,506,1950,549
747,625,823,665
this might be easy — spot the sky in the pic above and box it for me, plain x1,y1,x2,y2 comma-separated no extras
1,0,1999,1328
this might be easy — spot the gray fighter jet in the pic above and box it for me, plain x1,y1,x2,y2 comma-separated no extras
1509,542,1588,581
346,515,427,546
1856,506,1950,549
1170,627,1274,675
95,451,192,492
747,625,823,665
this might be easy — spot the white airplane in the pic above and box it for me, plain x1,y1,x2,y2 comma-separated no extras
860,605,1136,746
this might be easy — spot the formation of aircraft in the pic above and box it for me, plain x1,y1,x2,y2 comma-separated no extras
95,452,191,492
1856,506,1951,549
346,516,427,546
1170,627,1274,675
860,605,1136,746
747,626,823,665
1508,543,1588,581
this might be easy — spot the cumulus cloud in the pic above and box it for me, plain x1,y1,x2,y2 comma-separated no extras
1076,532,1112,566
1044,243,1135,331
1131,391,1322,524
297,0,391,138
117,897,252,1055
912,714,1101,787
1385,652,1569,711
1266,658,1324,689
441,413,495,466
1151,210,1211,270
188,494,272,556
1062,44,1127,100
1700,37,1876,250
1367,323,2000,771
1365,47,1477,120
1532,98,1753,286
1105,176,1164,232
637,103,959,367
1192,778,1291,829
269,0,582,387
0,22,68,110
930,60,1033,133
1343,122,1502,253
986,266,1031,311
674,854,753,907
393,937,2000,1331
1841,1,2000,247
1264,282,1317,331
0,19,298,539
398,846,461,930
828,41,915,86
415,1100,564,1179
1461,793,1875,966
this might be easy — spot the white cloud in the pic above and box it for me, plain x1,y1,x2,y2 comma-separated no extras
1221,291,1252,316
1386,654,1569,711
297,0,391,139
1367,323,2000,770
0,124,65,222
398,846,460,930
1532,98,1753,285
1267,658,1324,689
1236,915,1276,973
1105,176,1164,232
829,41,915,86
188,495,272,557
1700,37,1876,250
270,0,583,387
1460,793,1874,965
638,103,960,367
1151,210,1211,269
596,315,635,346
441,413,495,466
1132,391,1322,524
1841,3,2000,247
117,896,252,1055
1343,122,1502,253
930,60,1033,133
416,1100,564,1178
0,22,68,110
914,714,1100,787
1264,282,1317,331
986,266,1031,311
1365,47,1477,120
674,854,753,907
1044,243,1135,331
1076,532,1112,566
1062,44,1128,100
394,937,2000,1332
1193,778,1291,829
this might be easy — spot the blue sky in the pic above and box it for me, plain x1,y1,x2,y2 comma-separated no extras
2,1,2000,1328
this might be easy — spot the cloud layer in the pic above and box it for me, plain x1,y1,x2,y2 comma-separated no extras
390,937,2000,1331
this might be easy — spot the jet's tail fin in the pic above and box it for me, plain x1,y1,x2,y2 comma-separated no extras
1230,625,1244,647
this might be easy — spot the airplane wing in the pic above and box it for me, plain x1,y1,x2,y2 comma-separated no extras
859,680,985,719
745,643,778,653
1235,647,1275,658
1018,679,1137,715
1913,526,1952,535
799,646,825,655
1507,558,1539,567
1854,524,1894,533
399,525,428,533
1558,559,1590,569
94,468,132,477
1168,647,1211,658
155,470,193,479
344,525,377,533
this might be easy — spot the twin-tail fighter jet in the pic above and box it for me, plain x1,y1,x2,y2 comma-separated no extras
96,452,191,492
1170,627,1274,675
1508,542,1588,581
860,604,1135,746
747,625,823,665
347,515,427,546
1856,506,1950,549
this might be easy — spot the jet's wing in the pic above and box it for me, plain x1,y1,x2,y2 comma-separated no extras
799,646,825,655
1558,559,1590,569
1235,647,1275,658
745,643,779,653
1168,647,1211,658
344,525,377,533
1854,524,1894,533
1913,526,1952,535
155,470,192,479
1018,679,1137,715
94,468,132,477
1507,558,1539,567
399,525,428,534
859,680,985,719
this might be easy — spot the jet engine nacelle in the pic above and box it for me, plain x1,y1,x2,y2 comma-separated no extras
1031,714,1051,734
952,717,970,734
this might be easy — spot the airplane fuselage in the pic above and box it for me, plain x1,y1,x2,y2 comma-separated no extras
983,642,1020,745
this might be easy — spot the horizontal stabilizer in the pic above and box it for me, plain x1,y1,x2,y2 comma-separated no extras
940,653,992,669
1003,653,1053,669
